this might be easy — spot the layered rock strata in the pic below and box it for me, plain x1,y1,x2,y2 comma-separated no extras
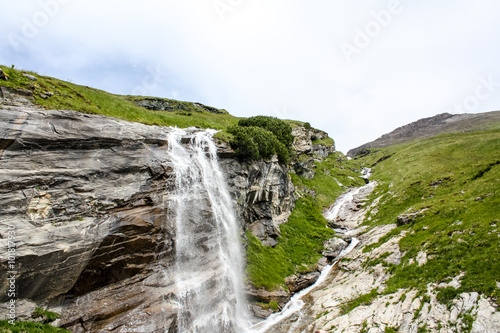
0,101,178,332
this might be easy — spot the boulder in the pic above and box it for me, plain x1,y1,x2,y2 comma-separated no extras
396,208,428,226
22,73,37,81
246,286,291,305
0,68,7,81
250,304,275,319
285,271,321,293
322,237,348,259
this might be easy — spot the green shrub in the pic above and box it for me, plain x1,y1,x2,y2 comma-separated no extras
238,115,294,149
227,125,290,163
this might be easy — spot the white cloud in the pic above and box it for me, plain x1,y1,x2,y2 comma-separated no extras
1,0,499,152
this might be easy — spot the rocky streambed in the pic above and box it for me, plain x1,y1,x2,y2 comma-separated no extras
248,180,376,333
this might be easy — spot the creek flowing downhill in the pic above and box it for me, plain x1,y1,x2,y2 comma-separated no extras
166,128,249,333
250,178,373,333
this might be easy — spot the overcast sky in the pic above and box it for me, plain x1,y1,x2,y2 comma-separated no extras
1,1,500,152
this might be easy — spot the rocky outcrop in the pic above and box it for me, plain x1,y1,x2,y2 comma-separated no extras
291,125,335,179
0,99,179,331
292,126,335,158
396,208,429,226
219,156,295,247
285,271,321,293
0,86,34,106
132,97,226,114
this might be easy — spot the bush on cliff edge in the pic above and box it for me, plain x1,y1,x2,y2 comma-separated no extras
238,115,294,149
227,116,293,164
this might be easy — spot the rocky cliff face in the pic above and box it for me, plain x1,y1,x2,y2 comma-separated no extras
0,97,177,332
220,155,295,247
0,90,295,332
291,125,335,179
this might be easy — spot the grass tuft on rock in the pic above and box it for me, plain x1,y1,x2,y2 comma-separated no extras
0,320,70,333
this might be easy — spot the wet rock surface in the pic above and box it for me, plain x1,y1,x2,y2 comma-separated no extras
0,99,179,331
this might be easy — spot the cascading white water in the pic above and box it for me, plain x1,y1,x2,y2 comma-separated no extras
250,172,375,332
166,128,249,333
249,237,360,333
249,181,367,333
323,186,364,222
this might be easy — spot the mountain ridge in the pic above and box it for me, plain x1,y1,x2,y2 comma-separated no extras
347,110,500,158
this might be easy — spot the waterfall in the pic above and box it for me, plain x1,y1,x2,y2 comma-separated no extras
166,128,249,333
323,186,364,222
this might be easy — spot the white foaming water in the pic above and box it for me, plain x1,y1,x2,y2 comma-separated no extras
249,263,334,333
324,168,372,223
324,186,363,222
249,179,366,333
166,128,249,333
249,238,360,333
361,167,372,180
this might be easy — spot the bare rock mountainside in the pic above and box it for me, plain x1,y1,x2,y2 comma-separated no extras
347,110,500,158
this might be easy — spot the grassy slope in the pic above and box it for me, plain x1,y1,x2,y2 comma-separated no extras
356,129,500,305
0,65,239,132
246,153,366,289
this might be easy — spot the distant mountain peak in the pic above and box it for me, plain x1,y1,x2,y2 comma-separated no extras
347,110,500,158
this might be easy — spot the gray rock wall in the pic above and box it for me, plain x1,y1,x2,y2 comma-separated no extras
0,104,178,332
219,156,295,247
